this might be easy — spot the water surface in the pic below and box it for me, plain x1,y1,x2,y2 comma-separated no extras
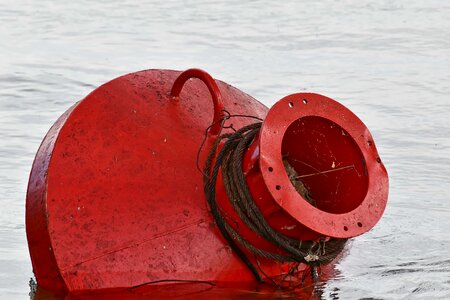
1,0,449,299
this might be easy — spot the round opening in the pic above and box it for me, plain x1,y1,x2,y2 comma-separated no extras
275,185,281,190
357,222,363,227
268,167,274,172
288,102,294,108
281,116,369,214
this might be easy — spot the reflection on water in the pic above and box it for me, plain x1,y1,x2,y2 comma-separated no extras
30,281,323,300
1,0,450,299
28,270,346,300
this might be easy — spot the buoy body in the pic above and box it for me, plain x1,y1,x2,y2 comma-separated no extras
26,69,388,295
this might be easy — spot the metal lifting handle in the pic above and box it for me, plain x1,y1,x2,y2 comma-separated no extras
170,68,225,136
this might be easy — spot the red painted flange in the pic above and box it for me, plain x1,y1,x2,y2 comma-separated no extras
26,68,388,295
259,94,388,239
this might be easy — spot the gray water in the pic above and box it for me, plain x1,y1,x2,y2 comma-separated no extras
1,0,449,299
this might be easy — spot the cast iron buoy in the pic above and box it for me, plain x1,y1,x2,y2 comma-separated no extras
26,68,388,295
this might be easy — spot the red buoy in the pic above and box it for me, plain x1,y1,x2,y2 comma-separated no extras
26,68,388,295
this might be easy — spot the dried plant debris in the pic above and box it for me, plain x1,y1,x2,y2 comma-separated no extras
283,159,316,207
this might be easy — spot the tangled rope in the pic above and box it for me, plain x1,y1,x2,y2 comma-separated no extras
202,112,348,285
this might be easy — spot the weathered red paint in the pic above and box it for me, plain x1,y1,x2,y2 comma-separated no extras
213,94,388,255
258,94,388,239
26,68,388,295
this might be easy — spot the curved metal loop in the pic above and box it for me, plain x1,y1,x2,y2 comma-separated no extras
170,68,225,136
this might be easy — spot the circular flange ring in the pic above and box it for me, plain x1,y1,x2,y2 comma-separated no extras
259,93,389,238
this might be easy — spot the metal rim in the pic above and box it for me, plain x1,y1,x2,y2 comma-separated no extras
259,93,389,238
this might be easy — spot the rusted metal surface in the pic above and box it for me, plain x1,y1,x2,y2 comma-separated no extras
26,68,388,295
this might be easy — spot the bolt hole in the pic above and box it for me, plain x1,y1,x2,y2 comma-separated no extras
343,226,348,231
367,140,372,146
303,99,308,104
268,167,273,172
357,222,363,227
276,185,281,190
376,157,381,163
288,102,294,108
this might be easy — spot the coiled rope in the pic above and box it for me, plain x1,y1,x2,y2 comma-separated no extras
202,113,348,285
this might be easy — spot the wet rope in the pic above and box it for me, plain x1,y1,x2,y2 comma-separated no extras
202,114,348,284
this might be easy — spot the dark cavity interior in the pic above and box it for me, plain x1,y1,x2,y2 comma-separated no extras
282,116,368,214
